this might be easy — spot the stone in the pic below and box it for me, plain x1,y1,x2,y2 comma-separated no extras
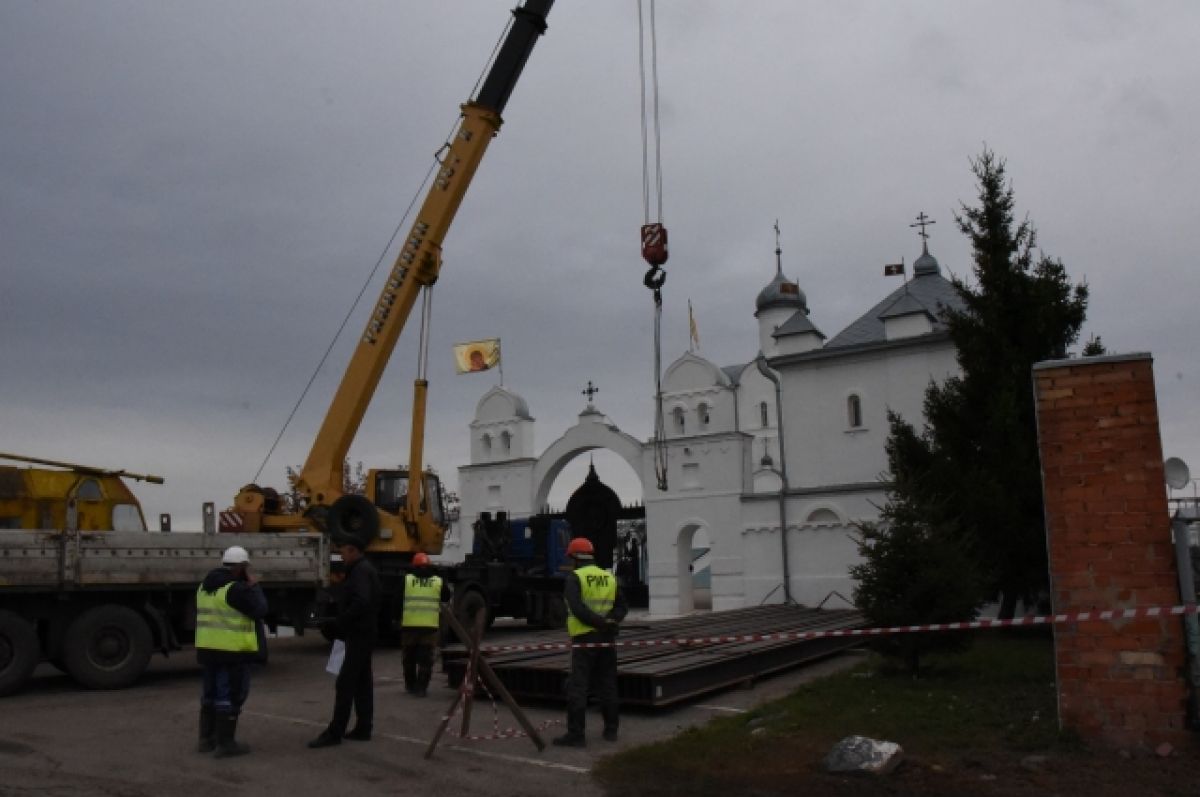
1020,755,1050,772
823,735,904,775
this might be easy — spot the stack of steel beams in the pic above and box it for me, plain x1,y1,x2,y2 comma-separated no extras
443,605,865,707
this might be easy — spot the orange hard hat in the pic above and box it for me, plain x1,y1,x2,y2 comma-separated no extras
565,537,594,559
412,552,430,567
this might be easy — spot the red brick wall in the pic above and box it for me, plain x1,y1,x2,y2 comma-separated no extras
1034,353,1190,749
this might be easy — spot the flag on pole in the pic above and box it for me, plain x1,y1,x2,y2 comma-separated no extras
453,338,501,374
688,300,699,351
884,262,905,277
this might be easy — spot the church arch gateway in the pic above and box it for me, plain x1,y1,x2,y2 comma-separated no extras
531,416,646,511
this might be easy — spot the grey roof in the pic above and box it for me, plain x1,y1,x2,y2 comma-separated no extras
878,291,934,320
721,364,743,385
773,309,826,339
755,271,806,314
824,270,963,350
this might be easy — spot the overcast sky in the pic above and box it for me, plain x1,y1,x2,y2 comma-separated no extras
4,1,1199,529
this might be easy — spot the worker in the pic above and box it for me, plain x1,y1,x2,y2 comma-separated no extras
553,536,627,747
308,534,382,748
196,545,268,758
399,552,449,697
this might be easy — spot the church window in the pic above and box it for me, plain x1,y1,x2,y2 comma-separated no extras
481,434,492,454
500,430,512,453
759,401,770,428
847,394,863,428
806,508,841,526
673,407,686,434
698,402,710,428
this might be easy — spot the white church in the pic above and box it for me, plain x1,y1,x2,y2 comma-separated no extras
449,229,964,616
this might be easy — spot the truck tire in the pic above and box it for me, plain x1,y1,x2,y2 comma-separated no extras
62,605,153,690
0,610,40,697
328,494,379,548
451,590,491,641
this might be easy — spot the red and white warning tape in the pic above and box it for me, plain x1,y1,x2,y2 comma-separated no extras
474,603,1200,654
442,664,561,742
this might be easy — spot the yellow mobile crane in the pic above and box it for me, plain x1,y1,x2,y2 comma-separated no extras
227,0,554,560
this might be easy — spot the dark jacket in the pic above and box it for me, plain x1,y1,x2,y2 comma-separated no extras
330,556,382,643
196,566,269,665
563,565,628,643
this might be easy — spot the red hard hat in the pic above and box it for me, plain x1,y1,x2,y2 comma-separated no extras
412,552,430,566
566,537,594,559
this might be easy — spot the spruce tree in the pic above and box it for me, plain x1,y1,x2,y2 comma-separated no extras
862,149,1089,620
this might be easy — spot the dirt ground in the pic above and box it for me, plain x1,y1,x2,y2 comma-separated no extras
625,737,1200,797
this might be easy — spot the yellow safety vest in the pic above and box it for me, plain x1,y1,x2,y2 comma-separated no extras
566,565,616,638
402,573,442,628
195,582,258,653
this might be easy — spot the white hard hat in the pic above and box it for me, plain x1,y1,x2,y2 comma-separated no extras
222,545,250,565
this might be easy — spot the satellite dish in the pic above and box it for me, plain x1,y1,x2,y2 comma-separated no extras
1165,457,1191,490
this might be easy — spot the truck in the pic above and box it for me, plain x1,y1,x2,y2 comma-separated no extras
447,512,573,631
219,1,558,634
0,453,327,696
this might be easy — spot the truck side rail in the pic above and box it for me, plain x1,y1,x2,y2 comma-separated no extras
0,530,329,591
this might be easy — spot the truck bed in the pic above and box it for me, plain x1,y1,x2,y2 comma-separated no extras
0,530,328,591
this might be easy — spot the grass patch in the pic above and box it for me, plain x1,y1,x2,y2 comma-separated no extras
596,631,1076,796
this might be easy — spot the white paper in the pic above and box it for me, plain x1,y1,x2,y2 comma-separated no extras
325,639,345,675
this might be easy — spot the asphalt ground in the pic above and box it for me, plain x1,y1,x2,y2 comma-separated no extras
0,624,862,797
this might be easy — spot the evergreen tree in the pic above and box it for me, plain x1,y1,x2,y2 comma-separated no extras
875,149,1089,619
851,413,983,675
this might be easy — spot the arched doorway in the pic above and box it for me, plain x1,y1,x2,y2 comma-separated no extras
676,522,712,613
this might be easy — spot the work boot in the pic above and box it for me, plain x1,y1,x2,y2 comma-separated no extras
198,706,216,753
307,729,342,748
602,703,619,742
344,725,372,742
213,714,250,758
552,732,586,748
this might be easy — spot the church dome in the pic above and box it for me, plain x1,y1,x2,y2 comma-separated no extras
913,243,941,277
755,271,806,314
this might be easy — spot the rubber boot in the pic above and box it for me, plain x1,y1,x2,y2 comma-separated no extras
552,709,586,747
403,656,418,695
198,706,216,753
415,664,431,698
213,713,250,758
602,702,619,742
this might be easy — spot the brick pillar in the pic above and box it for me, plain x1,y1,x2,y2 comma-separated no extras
1034,352,1192,749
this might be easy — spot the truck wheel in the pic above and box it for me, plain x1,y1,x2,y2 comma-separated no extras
452,590,490,641
0,610,40,697
328,494,379,548
62,605,153,690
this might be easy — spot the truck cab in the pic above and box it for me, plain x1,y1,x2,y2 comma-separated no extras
0,466,148,532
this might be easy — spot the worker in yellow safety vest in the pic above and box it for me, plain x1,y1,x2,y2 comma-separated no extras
195,545,268,758
400,552,449,697
553,537,627,748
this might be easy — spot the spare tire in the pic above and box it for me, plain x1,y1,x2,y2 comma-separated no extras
0,609,40,697
62,604,153,690
328,494,379,548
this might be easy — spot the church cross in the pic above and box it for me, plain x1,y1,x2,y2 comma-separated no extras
582,381,599,405
910,211,936,242
774,219,783,274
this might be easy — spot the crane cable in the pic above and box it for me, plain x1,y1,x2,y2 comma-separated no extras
638,0,669,492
